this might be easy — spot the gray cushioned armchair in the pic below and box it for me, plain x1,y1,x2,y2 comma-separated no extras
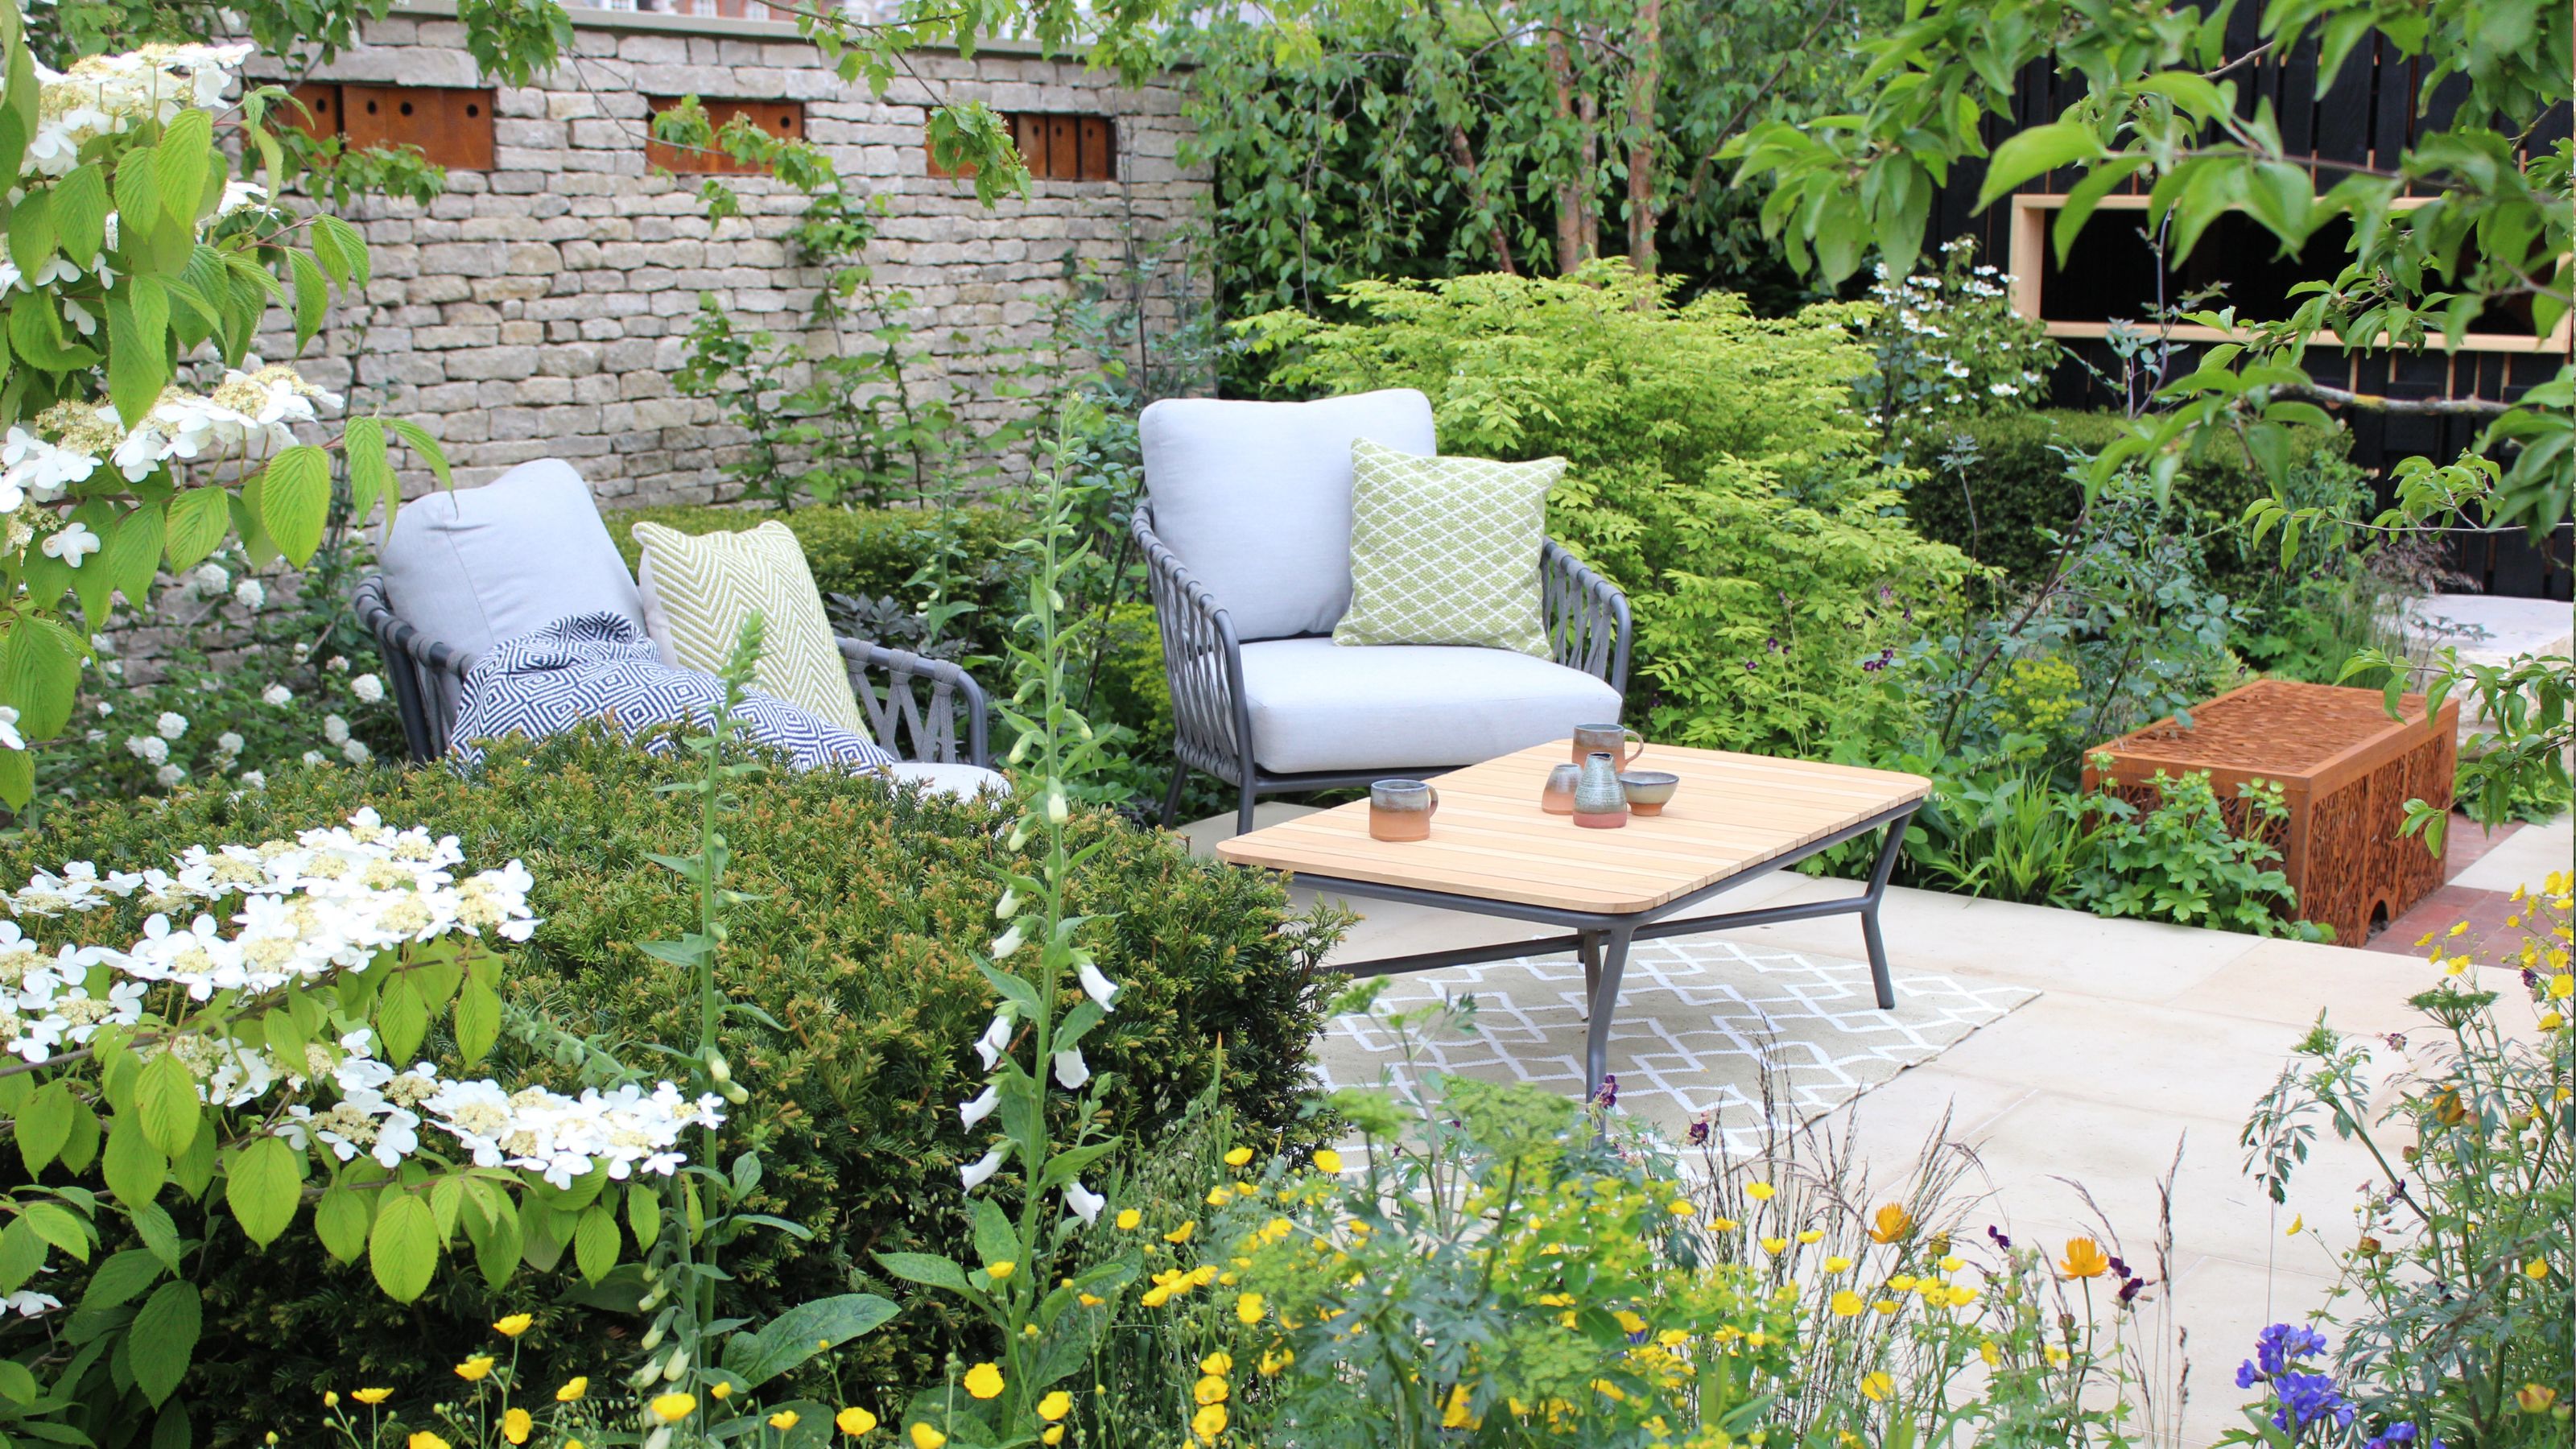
1135,389,1631,835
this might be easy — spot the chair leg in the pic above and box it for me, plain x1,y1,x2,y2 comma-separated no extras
1159,762,1189,828
1236,775,1259,838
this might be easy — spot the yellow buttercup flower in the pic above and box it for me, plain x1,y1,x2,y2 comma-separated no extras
1868,1203,1914,1245
1195,1374,1230,1406
2287,1215,2303,1236
836,1406,879,1436
454,1356,495,1383
1312,1149,1344,1174
1979,1341,2000,1368
770,1411,802,1430
1860,1373,1893,1402
556,1377,588,1402
1224,1146,1254,1167
1117,1208,1143,1230
1668,1199,1695,1218
1078,1292,1105,1307
1236,1292,1265,1324
1744,1183,1775,1202
909,1425,947,1449
1202,1352,1233,1376
650,1393,698,1423
1938,1254,1963,1272
711,1382,733,1402
1164,1220,1197,1245
353,1388,393,1406
1442,1385,1480,1429
2524,1259,2550,1280
1830,1290,1864,1318
492,1313,534,1338
1191,1402,1228,1443
1042,1429,1064,1446
408,1435,451,1449
985,1261,1016,1282
501,1408,534,1446
324,1393,340,1408
1760,1236,1789,1254
1823,1255,1852,1274
1207,1186,1233,1207
1709,1216,1740,1232
1038,1390,1072,1422
2518,1384,2559,1414
1258,1347,1292,1377
1798,1228,1824,1245
964,1362,1006,1400
2551,972,2573,999
2058,1237,2111,1279
1613,1309,1648,1335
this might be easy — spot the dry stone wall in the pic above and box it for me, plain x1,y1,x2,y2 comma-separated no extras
255,6,1207,508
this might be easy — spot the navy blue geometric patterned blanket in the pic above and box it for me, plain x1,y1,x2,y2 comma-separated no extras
448,613,897,774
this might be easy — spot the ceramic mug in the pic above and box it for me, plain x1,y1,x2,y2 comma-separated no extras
1538,762,1583,815
1572,722,1645,767
1368,778,1441,841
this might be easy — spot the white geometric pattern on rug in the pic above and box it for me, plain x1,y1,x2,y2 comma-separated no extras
1313,935,2037,1152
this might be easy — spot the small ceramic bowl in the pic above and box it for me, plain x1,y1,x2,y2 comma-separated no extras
1619,770,1680,816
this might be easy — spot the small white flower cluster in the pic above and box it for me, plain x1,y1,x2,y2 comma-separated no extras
0,811,723,1207
23,43,252,178
0,365,339,522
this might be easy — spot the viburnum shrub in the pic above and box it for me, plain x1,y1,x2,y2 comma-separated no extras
0,810,718,1444
0,17,446,805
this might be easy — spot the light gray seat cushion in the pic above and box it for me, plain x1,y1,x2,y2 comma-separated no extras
889,762,1011,799
380,459,646,660
1141,389,1436,642
1237,637,1621,775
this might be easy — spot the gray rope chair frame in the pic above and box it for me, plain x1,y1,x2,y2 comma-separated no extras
1133,503,1631,834
354,574,991,767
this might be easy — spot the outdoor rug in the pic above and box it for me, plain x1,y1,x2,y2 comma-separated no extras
1312,935,2038,1153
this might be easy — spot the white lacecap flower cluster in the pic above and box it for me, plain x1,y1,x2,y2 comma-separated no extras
22,43,252,178
0,811,724,1199
0,365,341,520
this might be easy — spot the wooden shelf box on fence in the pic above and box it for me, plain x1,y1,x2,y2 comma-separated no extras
2079,679,2458,945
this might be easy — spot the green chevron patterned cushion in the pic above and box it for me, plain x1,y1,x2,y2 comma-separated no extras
1332,438,1566,656
630,520,873,739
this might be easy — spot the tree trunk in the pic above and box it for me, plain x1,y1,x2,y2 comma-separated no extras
1447,122,1518,275
1625,0,1662,273
1545,27,1590,273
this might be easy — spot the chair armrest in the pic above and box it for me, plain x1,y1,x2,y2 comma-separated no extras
1132,506,1252,780
839,638,992,767
354,573,477,762
1541,540,1631,696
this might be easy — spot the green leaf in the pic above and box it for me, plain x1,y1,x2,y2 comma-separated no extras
224,1137,302,1248
341,415,391,524
255,444,331,566
105,282,171,428
287,249,327,354
311,214,369,287
970,1195,1018,1269
873,1251,971,1294
572,1203,619,1283
0,1357,35,1406
134,1051,201,1158
0,749,30,810
720,1293,898,1391
113,145,160,252
470,1195,523,1290
1975,122,2103,208
6,188,54,276
104,502,164,613
313,1186,370,1265
385,416,452,490
163,487,230,568
153,109,213,233
627,1183,661,1249
452,978,500,1065
0,1220,43,1295
52,163,105,262
368,1191,438,1302
375,974,428,1063
126,1281,201,1406
76,1249,166,1314
171,1117,217,1201
101,1115,167,1212
17,1080,73,1174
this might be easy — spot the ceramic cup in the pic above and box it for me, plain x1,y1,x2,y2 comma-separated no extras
1368,778,1441,841
1538,762,1583,815
1619,770,1681,816
1572,722,1645,767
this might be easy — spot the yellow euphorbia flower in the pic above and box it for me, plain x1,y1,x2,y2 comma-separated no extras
964,1362,1006,1400
910,1425,947,1449
650,1393,698,1423
1224,1146,1254,1167
492,1313,534,1338
454,1356,495,1383
353,1388,393,1406
501,1408,533,1446
555,1377,588,1402
2058,1238,2111,1279
1038,1390,1072,1422
836,1406,880,1436
769,1411,801,1430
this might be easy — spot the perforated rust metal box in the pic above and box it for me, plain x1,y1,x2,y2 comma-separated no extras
2079,679,2458,945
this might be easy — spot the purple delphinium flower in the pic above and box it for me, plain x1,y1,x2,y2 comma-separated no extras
1685,1117,1710,1147
1593,1074,1617,1109
2236,1324,2352,1435
1987,1224,2013,1250
2364,1422,2445,1449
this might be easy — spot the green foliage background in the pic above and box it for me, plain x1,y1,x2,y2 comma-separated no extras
0,732,1338,1441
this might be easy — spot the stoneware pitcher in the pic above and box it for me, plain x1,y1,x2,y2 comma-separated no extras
1571,750,1629,829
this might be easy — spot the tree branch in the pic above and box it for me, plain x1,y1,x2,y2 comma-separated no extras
2270,382,2514,418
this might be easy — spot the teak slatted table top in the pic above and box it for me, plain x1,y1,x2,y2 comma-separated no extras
1215,741,1931,914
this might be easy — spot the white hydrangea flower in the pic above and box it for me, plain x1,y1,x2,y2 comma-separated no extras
154,764,184,788
322,715,349,745
340,739,369,765
301,750,324,766
262,684,293,706
191,563,230,596
233,578,265,610
237,770,266,789
155,712,186,740
216,732,243,755
350,673,384,704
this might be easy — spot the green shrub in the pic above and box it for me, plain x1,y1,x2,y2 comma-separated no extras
0,732,1337,1442
1242,263,1983,759
1903,409,2350,587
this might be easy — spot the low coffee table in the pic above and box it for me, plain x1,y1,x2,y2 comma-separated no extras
1216,740,1930,1098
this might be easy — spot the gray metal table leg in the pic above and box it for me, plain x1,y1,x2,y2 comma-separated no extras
1578,932,1602,1018
1583,923,1635,1100
1859,808,1910,1010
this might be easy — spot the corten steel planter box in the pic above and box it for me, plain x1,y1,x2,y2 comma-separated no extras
2080,679,2459,945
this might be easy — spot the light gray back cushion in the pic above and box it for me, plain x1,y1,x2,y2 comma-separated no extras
378,459,646,660
1141,389,1436,641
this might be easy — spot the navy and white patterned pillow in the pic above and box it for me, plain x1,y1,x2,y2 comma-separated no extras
447,613,896,774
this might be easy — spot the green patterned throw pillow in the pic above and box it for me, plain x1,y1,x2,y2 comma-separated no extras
1333,438,1566,655
630,519,874,739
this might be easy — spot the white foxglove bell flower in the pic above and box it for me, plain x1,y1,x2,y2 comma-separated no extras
990,921,1025,959
1045,788,1068,825
1053,1049,1090,1089
960,1148,1005,1191
959,1082,999,1129
994,887,1018,919
1064,1179,1104,1224
1077,957,1120,1013
974,1011,1015,1071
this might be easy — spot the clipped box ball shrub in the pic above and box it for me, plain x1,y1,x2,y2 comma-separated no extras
0,732,1336,1443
